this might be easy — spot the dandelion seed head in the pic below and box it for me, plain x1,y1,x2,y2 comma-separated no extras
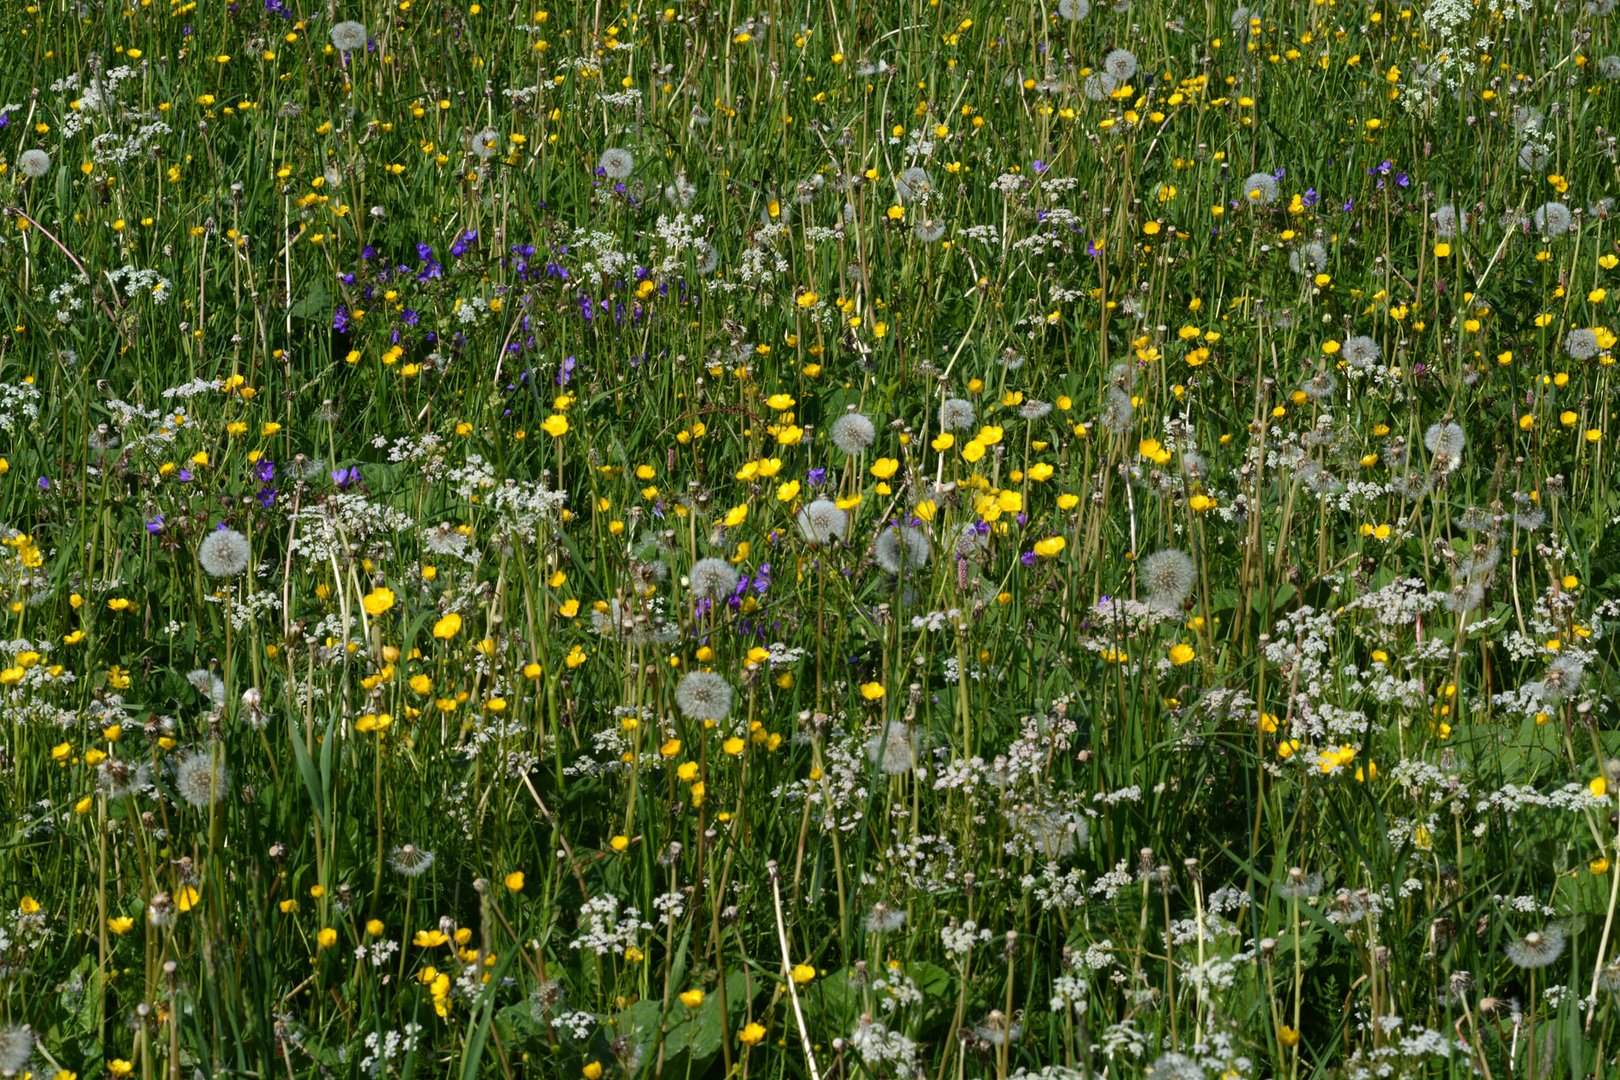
1342,335,1381,369
874,524,930,575
865,720,918,775
175,748,229,808
689,556,741,600
939,397,976,432
389,844,436,877
1565,328,1599,360
1139,548,1195,610
675,671,734,722
599,147,635,180
330,20,368,52
1505,926,1566,969
0,1025,34,1077
829,412,877,455
198,527,251,578
797,499,848,545
17,149,50,179
1103,48,1138,81
1533,201,1573,236
1241,171,1279,206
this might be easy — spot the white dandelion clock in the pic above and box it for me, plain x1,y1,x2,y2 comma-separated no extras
17,149,51,180
1139,548,1196,611
330,20,368,53
599,147,635,180
198,527,252,578
829,412,877,455
874,524,929,575
689,557,741,600
675,671,734,722
796,499,848,546
175,747,229,808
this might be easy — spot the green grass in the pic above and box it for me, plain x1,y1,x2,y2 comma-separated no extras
2,0,1620,1077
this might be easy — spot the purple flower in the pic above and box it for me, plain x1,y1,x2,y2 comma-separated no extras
177,469,193,483
253,458,276,484
1021,550,1037,568
1032,159,1048,174
557,355,576,386
36,476,49,491
450,229,477,258
332,466,361,490
806,467,827,487
145,516,164,534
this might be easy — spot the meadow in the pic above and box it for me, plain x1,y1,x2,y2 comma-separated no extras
2,0,1620,1076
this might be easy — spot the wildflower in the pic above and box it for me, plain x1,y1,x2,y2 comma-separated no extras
17,149,51,179
738,1022,766,1046
894,167,933,201
432,613,462,639
389,844,436,877
1533,201,1573,236
829,412,877,455
329,20,368,53
469,128,500,161
1341,335,1380,369
1241,172,1279,206
796,499,848,545
939,397,976,431
1138,548,1196,611
1505,926,1566,969
599,148,635,180
0,1026,33,1077
1566,328,1599,360
675,671,734,722
1103,48,1138,81
874,525,929,574
865,720,917,775
690,557,741,599
1057,0,1091,20
864,904,907,933
175,747,229,807
197,527,251,578
363,588,396,615
679,989,704,1008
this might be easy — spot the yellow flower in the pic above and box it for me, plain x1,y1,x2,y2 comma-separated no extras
609,835,630,853
680,988,705,1008
776,480,801,502
1032,536,1066,558
870,457,899,479
504,871,526,892
739,1022,767,1046
432,613,462,639
362,587,396,615
859,682,886,701
583,1064,604,1080
317,927,338,948
540,414,569,437
1168,643,1196,666
790,964,816,984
